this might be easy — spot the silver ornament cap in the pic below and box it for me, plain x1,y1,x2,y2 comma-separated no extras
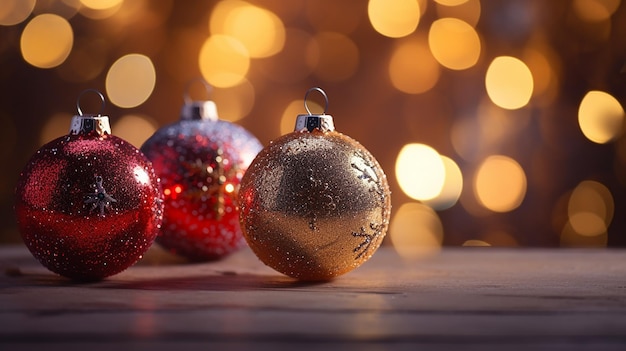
180,100,218,121
180,78,219,121
69,89,111,136
294,87,335,133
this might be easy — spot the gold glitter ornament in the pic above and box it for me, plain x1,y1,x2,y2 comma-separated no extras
239,87,391,280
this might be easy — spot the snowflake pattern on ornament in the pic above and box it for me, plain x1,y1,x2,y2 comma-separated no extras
84,176,117,216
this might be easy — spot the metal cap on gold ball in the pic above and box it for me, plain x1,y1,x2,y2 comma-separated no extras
238,87,391,281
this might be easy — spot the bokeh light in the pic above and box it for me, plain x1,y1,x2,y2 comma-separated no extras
0,0,36,26
423,155,463,210
428,18,481,70
435,0,481,27
474,155,527,212
395,143,445,201
434,0,469,6
572,0,620,22
80,0,123,11
199,34,250,88
210,1,285,58
560,221,608,247
578,90,624,144
106,54,156,108
305,1,361,34
57,38,108,83
390,202,443,260
485,56,534,110
3,1,626,249
211,79,256,123
388,36,440,94
307,32,359,82
79,0,123,19
462,239,491,247
113,114,158,148
20,14,73,69
523,47,557,101
40,113,73,146
567,180,614,237
368,0,421,38
259,28,318,84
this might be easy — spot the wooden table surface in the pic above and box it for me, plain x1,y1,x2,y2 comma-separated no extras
1,245,625,350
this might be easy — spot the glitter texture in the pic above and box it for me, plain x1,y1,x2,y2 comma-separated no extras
239,130,391,281
15,132,164,281
141,119,262,261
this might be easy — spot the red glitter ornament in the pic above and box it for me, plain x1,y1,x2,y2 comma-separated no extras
141,83,262,261
14,90,163,281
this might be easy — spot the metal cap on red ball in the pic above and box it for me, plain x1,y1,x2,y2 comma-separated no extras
14,89,164,281
140,79,262,262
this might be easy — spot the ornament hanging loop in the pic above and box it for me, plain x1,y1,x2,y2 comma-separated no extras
71,89,111,136
76,89,106,116
180,78,218,121
296,87,334,133
184,77,212,105
304,87,329,115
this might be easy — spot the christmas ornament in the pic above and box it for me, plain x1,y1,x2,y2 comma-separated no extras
15,89,163,281
141,80,262,261
239,87,391,280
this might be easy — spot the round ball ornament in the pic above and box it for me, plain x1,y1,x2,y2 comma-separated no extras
239,87,391,280
15,90,164,281
141,83,262,261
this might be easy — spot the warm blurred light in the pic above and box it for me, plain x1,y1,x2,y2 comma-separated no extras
57,38,108,82
578,90,624,144
211,1,285,58
368,0,420,38
225,183,235,193
106,54,156,108
209,0,246,35
259,28,318,84
0,0,35,25
483,230,519,246
305,1,360,34
435,0,481,27
280,100,322,135
79,0,123,19
560,221,608,247
33,0,81,19
568,180,614,236
474,155,527,212
434,0,469,5
40,113,73,146
523,48,555,100
112,114,158,148
309,32,359,82
428,18,481,70
199,34,250,88
20,14,73,69
396,143,445,201
569,212,607,237
390,202,443,260
80,0,123,10
388,37,440,94
485,56,534,110
573,0,620,22
462,239,491,247
423,155,463,210
451,97,530,162
212,79,255,123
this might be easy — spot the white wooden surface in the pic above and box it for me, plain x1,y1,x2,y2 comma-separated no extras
1,245,626,350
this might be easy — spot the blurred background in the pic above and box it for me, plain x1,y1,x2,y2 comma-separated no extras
1,0,626,257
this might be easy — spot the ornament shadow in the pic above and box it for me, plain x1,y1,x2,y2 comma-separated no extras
100,272,329,291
